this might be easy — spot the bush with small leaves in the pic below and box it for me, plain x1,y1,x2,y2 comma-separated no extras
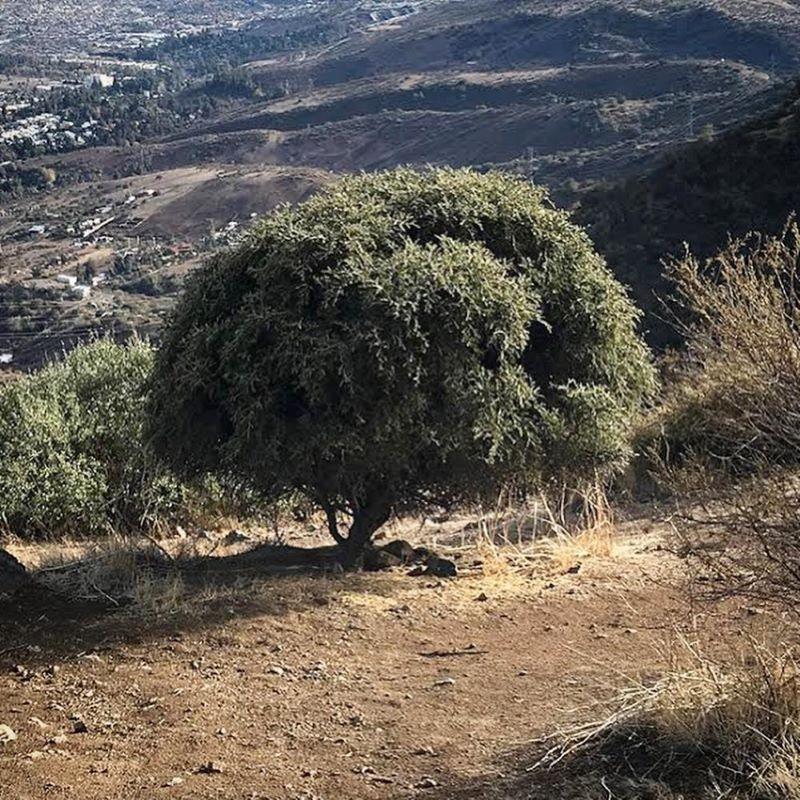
642,222,800,474
0,339,185,538
148,168,656,566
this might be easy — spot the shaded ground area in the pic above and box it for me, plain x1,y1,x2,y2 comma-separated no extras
0,524,757,800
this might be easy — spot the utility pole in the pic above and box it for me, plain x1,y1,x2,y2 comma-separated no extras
526,146,536,183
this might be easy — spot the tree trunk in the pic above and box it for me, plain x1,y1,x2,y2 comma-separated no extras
0,548,29,595
340,502,391,570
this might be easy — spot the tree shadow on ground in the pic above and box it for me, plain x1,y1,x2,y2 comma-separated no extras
0,543,414,670
427,725,726,800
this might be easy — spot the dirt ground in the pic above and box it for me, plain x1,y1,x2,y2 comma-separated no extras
0,515,764,800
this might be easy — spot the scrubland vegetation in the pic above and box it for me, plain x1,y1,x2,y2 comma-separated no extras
0,338,252,540
3,167,800,799
556,220,800,799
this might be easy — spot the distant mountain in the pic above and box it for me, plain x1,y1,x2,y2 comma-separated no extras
151,0,800,191
576,80,800,348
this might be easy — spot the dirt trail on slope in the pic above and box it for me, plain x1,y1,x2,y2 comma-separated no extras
0,526,758,800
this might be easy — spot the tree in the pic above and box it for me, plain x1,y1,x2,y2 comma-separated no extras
147,168,656,567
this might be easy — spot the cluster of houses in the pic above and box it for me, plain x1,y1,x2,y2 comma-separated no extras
15,187,161,244
1,111,99,151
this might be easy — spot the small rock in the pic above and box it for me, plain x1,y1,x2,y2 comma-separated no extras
433,678,456,688
70,716,88,734
425,556,457,578
268,666,285,677
0,724,17,744
197,761,225,774
564,563,582,575
164,777,185,787
415,777,438,789
475,592,489,602
0,548,28,594
12,664,32,681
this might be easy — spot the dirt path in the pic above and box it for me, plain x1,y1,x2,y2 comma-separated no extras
0,530,751,800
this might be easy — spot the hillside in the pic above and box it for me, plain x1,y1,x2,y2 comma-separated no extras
0,515,763,800
5,0,800,368
576,80,800,347
165,0,800,187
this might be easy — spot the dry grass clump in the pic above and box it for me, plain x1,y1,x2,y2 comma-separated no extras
635,222,800,609
33,539,188,614
26,534,272,616
463,481,618,576
669,468,800,609
543,482,617,572
532,637,800,799
642,221,800,475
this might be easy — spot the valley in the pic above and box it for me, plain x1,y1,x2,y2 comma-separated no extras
2,0,800,367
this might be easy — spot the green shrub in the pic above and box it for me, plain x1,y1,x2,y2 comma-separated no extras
0,339,186,538
148,167,656,565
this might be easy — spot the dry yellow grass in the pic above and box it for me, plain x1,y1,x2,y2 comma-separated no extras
532,634,800,799
5,483,636,623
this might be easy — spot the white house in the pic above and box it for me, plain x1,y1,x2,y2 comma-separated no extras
71,285,91,300
83,73,115,90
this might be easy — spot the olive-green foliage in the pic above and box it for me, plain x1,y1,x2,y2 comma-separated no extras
0,339,185,538
148,168,656,546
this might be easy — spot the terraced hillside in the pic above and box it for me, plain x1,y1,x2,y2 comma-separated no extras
162,0,800,188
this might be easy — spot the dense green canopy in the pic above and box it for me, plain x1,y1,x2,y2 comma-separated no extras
0,339,180,537
147,168,655,562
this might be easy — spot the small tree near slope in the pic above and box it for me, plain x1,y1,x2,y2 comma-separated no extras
147,168,656,568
